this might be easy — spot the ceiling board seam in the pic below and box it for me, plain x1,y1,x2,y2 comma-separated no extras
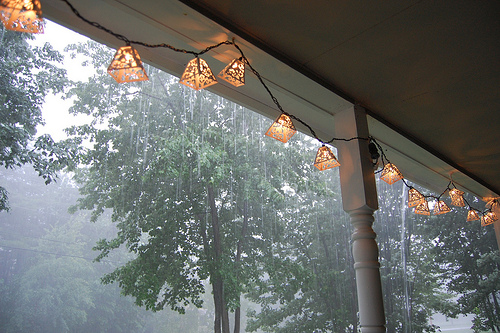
303,0,426,66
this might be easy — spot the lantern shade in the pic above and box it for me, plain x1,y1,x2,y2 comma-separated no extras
314,145,340,171
265,114,296,143
466,209,480,221
180,57,217,90
380,163,403,185
433,200,451,215
107,45,149,83
449,188,465,207
218,58,245,87
481,211,497,227
408,188,425,207
414,200,430,215
486,198,499,210
0,0,43,33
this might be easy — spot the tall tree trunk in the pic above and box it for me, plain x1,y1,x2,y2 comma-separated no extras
234,201,249,333
213,277,223,333
222,293,230,333
492,291,500,326
197,212,221,332
233,307,240,333
208,184,230,333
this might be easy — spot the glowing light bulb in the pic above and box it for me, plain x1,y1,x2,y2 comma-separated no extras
107,45,149,83
265,114,296,143
314,145,340,171
380,163,403,185
0,0,44,33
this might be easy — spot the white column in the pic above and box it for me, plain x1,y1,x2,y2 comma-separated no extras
334,105,386,332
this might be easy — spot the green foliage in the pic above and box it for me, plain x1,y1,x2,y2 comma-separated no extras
0,166,148,333
374,181,454,333
245,163,358,332
424,194,500,332
10,258,93,333
0,25,80,211
64,40,297,328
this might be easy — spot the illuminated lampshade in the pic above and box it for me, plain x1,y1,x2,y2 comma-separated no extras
466,209,480,222
486,198,499,210
448,188,465,207
265,114,296,143
107,45,149,83
414,200,430,215
0,0,43,33
218,58,245,87
433,200,451,215
380,163,403,185
480,211,497,227
180,57,217,90
314,145,340,171
408,188,425,207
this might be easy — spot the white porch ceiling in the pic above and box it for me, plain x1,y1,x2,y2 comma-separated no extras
41,0,500,199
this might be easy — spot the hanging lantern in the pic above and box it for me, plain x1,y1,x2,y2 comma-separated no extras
180,57,217,90
314,145,340,171
0,0,43,33
481,211,497,227
466,209,480,222
433,200,451,215
107,45,149,83
218,58,245,87
265,113,296,143
486,198,499,210
408,188,425,207
414,200,430,215
380,163,403,185
449,188,465,207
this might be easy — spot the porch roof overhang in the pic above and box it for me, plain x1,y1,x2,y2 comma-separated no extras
41,0,500,199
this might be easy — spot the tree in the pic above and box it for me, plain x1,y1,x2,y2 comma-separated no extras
425,194,500,332
374,181,454,333
65,40,294,332
245,150,359,333
0,166,149,333
0,24,80,211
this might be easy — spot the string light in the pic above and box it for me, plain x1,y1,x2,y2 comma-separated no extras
414,200,430,216
433,200,451,215
313,145,340,171
180,57,218,91
380,163,403,185
218,58,245,87
408,188,425,207
0,0,43,33
486,198,499,211
481,211,498,227
35,0,497,228
449,188,465,207
265,114,297,143
107,45,149,83
467,209,480,221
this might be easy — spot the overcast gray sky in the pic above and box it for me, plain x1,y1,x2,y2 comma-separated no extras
31,20,92,141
